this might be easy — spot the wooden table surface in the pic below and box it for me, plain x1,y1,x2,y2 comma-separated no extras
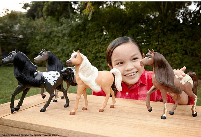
0,92,201,137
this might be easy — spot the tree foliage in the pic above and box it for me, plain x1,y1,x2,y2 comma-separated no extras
0,1,201,78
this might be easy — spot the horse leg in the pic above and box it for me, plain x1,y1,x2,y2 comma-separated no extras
110,88,116,108
40,83,55,112
10,85,25,113
99,87,110,112
53,89,58,102
169,94,180,115
161,90,168,119
61,83,69,108
41,88,46,99
146,86,157,112
62,82,70,99
70,85,84,115
82,88,88,111
15,88,30,111
183,83,197,117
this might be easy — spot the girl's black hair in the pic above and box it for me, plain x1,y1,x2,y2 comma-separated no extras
106,36,142,67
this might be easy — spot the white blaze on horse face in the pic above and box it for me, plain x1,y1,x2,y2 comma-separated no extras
70,52,78,65
71,52,78,58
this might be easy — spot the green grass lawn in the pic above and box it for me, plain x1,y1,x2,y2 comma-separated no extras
0,66,200,106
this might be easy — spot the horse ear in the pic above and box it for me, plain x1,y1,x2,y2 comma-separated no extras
73,50,75,53
152,49,154,53
77,50,80,53
148,49,151,53
142,53,145,58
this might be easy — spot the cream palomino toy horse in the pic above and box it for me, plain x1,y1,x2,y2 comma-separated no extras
66,50,122,115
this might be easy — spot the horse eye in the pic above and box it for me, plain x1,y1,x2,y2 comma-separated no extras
74,55,77,58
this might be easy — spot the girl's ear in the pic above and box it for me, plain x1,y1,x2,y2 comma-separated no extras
108,64,113,69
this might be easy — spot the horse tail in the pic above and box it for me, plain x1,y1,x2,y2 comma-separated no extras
110,68,122,91
187,71,198,95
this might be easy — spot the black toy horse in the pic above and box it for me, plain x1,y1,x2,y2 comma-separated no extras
2,50,72,113
34,49,76,101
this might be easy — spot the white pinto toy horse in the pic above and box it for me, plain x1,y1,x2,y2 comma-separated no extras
66,50,122,115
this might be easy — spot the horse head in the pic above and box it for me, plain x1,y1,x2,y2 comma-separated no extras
140,49,155,66
66,50,83,66
2,50,18,64
34,49,49,63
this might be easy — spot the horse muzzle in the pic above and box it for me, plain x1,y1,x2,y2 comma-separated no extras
140,60,144,66
2,58,11,64
66,60,72,66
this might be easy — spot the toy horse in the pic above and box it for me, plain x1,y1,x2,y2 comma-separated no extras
140,49,197,119
34,49,76,102
66,50,122,115
187,71,198,96
2,50,71,113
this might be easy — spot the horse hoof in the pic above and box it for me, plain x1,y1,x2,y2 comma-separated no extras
148,107,152,112
161,115,166,119
11,108,15,113
40,108,46,112
99,109,104,112
14,107,20,111
169,111,174,115
192,112,197,117
110,105,114,108
42,94,46,99
64,103,69,108
61,96,64,99
53,99,57,102
70,112,75,115
82,107,87,110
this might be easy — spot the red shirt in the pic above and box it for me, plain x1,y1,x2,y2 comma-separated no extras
92,70,193,105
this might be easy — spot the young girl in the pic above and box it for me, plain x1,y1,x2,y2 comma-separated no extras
93,36,193,105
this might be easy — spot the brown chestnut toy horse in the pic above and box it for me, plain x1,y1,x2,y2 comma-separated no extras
140,49,197,119
66,50,122,115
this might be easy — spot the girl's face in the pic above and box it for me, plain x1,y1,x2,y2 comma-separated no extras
109,42,144,87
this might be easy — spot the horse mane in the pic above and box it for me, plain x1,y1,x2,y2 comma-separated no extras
154,52,182,94
78,53,101,92
13,51,44,87
47,51,63,72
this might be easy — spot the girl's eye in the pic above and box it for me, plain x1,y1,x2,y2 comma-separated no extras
132,57,138,61
117,62,123,65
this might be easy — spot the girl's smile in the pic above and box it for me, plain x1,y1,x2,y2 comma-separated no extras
124,71,138,77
